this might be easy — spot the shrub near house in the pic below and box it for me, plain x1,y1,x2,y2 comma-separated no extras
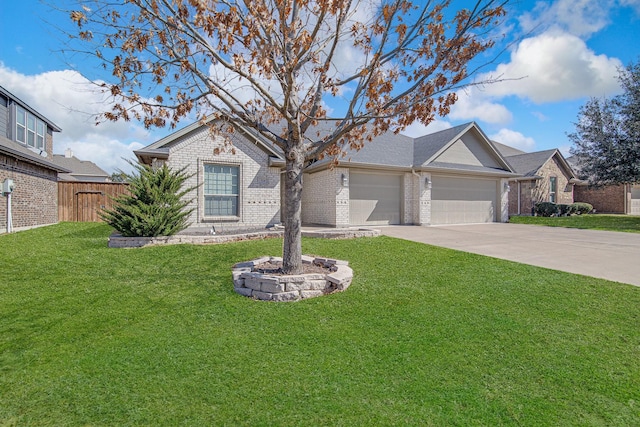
533,202,593,217
100,162,196,237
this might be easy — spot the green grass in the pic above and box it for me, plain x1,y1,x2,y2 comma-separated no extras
509,214,640,233
1,223,639,426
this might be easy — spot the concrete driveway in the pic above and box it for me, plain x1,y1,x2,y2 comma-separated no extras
379,223,640,287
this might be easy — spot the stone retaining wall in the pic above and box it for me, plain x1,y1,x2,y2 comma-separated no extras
232,255,353,302
108,228,380,248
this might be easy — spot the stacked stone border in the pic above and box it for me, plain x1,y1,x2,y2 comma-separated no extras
108,227,380,248
232,255,353,302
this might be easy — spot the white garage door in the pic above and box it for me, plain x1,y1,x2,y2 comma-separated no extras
631,185,640,215
349,172,402,225
431,176,497,225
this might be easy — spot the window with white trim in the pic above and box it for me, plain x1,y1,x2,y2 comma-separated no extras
549,176,557,203
204,164,239,217
16,106,46,150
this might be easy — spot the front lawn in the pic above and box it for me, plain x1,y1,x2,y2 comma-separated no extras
1,223,639,426
509,214,640,233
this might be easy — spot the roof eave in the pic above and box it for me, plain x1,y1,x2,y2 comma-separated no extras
304,160,411,173
0,145,71,173
420,165,521,178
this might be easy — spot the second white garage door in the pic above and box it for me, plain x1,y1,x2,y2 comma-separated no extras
349,172,402,225
431,176,497,225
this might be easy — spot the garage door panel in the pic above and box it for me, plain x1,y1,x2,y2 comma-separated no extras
349,173,401,225
431,176,497,225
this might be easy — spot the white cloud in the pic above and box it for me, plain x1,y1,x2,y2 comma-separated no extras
519,0,613,38
0,64,159,173
400,119,452,138
531,111,549,122
449,88,512,124
62,136,144,174
480,31,623,103
620,0,640,13
490,128,536,152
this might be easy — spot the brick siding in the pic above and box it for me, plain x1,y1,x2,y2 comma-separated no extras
0,152,58,231
574,184,627,214
302,167,349,226
509,156,574,216
166,127,281,229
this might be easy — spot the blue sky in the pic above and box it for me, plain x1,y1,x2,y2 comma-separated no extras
1,0,639,173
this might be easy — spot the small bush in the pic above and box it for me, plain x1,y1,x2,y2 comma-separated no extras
571,202,593,215
100,162,196,237
557,204,574,216
534,202,559,217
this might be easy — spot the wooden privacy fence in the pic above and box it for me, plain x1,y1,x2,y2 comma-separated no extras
58,182,129,222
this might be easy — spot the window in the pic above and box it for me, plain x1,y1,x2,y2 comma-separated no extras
549,176,557,203
204,164,239,217
15,106,45,150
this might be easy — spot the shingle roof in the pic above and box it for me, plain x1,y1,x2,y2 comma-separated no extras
491,140,526,157
142,119,518,176
413,122,471,166
336,131,414,167
505,149,559,177
51,154,110,181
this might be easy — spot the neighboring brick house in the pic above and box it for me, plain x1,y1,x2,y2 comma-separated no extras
136,120,518,229
0,85,69,233
494,145,577,216
567,156,639,215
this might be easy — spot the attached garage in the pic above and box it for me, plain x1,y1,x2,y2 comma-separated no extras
431,175,498,225
349,171,402,225
631,185,640,215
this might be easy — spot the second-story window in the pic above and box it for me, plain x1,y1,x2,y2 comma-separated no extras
16,106,45,150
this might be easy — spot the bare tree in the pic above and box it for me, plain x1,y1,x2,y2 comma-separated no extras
67,0,509,273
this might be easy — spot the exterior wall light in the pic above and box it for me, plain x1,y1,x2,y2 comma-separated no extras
425,177,432,189
504,182,511,192
341,173,348,187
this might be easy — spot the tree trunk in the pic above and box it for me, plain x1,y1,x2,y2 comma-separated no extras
282,147,304,274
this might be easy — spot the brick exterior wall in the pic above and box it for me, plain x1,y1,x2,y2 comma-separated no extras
508,180,537,216
574,184,627,214
508,156,574,216
0,152,58,231
302,168,337,225
166,128,281,229
409,171,432,225
302,167,349,227
335,167,349,226
403,172,415,224
500,178,510,222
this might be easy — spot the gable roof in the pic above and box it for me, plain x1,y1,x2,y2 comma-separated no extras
141,118,519,177
413,122,471,166
51,153,110,181
307,121,516,176
135,117,284,164
505,149,575,179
